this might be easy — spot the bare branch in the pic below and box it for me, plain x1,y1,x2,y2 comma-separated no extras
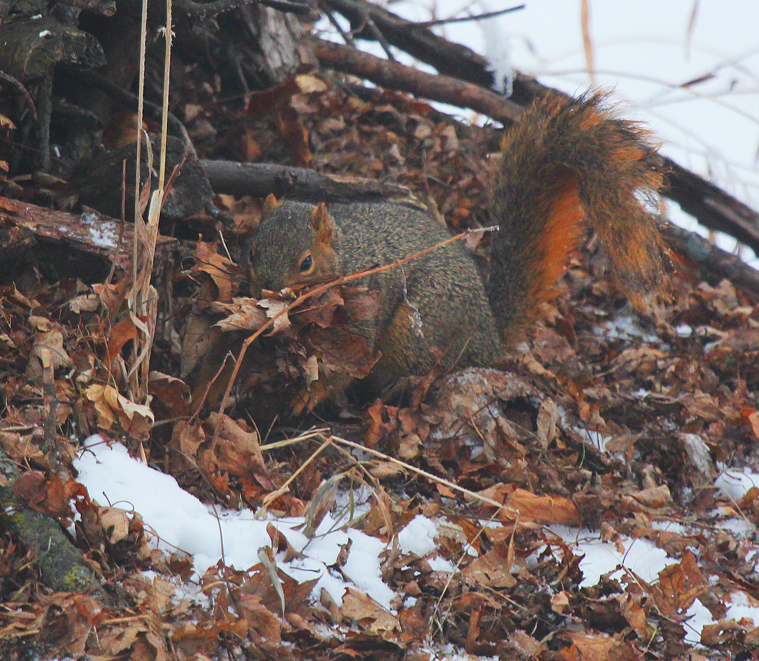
310,37,523,125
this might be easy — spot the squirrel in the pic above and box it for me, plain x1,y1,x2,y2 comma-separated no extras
244,92,666,411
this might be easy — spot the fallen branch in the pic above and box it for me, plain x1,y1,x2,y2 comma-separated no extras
318,0,547,109
0,197,177,268
664,158,759,256
310,37,523,125
661,222,759,296
201,159,417,203
0,451,108,599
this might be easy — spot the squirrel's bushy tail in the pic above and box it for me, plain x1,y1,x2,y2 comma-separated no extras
489,91,666,343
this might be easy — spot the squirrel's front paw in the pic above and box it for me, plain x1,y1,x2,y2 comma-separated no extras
291,380,329,414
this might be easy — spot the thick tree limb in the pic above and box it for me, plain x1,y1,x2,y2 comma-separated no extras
310,38,523,124
663,158,759,256
661,223,759,296
201,159,417,203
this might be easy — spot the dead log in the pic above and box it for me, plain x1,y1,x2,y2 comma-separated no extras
201,159,417,203
661,223,759,296
663,158,759,256
0,197,177,271
0,16,105,82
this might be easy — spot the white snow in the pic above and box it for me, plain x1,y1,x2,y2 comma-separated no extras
684,598,715,645
550,526,676,588
715,469,759,502
75,436,390,608
397,514,438,557
75,434,759,648
594,314,659,343
726,590,759,628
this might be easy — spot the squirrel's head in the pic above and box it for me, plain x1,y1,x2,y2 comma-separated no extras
246,197,340,296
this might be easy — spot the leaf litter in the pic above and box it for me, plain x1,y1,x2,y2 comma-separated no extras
1,74,759,660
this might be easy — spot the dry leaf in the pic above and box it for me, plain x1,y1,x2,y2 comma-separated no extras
340,588,399,633
503,488,581,526
85,383,154,436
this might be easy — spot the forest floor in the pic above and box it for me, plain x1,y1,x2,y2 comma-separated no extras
1,19,759,661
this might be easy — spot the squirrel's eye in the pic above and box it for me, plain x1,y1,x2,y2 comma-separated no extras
299,254,314,273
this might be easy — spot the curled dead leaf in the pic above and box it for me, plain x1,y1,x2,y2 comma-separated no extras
302,473,342,538
461,544,518,589
537,398,559,448
29,315,52,331
192,240,239,303
68,294,101,314
214,296,292,334
27,327,73,378
12,472,82,519
99,506,133,544
340,588,399,633
85,384,154,436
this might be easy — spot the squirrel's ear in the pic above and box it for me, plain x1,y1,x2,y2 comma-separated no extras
262,194,281,218
310,203,335,245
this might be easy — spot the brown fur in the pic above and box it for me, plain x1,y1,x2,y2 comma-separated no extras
245,92,667,409
489,92,665,340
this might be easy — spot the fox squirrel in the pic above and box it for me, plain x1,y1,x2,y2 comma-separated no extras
245,92,666,409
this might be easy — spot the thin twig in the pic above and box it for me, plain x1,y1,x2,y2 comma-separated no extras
260,436,335,509
325,433,518,515
411,4,525,28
